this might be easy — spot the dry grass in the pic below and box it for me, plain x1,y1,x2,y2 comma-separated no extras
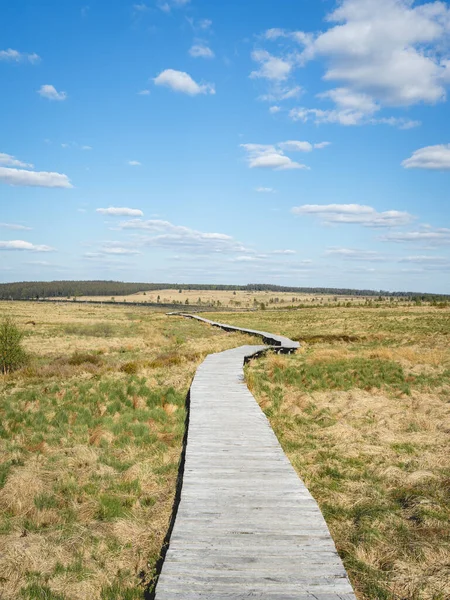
0,301,259,600
239,305,450,600
49,288,416,309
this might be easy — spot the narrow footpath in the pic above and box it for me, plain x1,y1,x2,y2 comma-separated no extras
154,315,356,599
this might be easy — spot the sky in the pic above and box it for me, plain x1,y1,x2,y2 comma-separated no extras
0,0,449,294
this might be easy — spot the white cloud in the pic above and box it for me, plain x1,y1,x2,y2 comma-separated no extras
402,144,450,170
96,207,144,217
38,84,67,101
154,69,215,95
128,160,142,166
300,0,450,106
262,1,450,126
260,85,303,102
241,140,328,170
0,167,72,188
319,87,379,114
269,105,281,113
0,152,33,168
374,117,421,129
292,203,414,227
0,240,53,252
133,2,148,11
272,249,296,255
278,140,313,152
0,222,32,230
255,187,276,193
314,141,331,149
119,219,247,254
101,246,142,255
241,144,308,170
81,145,92,151
399,255,450,264
138,89,150,95
289,105,421,128
325,247,384,261
250,50,292,81
380,228,450,244
157,0,190,12
189,44,214,59
199,19,212,30
0,48,40,63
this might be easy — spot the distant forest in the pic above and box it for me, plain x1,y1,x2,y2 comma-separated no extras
0,280,448,301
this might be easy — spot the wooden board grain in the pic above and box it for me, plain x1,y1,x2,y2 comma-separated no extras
154,316,356,599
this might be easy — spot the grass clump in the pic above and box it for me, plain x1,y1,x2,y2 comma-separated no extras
68,351,103,366
0,316,28,374
63,322,115,337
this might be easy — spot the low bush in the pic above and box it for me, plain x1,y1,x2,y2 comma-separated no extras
120,361,139,374
68,351,103,366
0,316,28,374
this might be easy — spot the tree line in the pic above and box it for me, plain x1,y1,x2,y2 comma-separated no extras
0,280,448,301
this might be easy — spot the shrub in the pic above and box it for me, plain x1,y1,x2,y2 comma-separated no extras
68,351,103,366
0,316,28,374
120,361,139,374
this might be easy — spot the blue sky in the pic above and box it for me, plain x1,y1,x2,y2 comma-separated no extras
1,0,449,293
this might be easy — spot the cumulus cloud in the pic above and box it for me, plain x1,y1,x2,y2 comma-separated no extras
402,144,450,170
0,48,40,63
154,69,215,95
250,50,292,81
118,219,247,254
0,223,32,230
189,44,214,59
128,160,142,166
261,1,450,126
0,153,33,168
38,84,67,101
96,207,144,217
0,167,72,188
272,249,296,255
241,140,329,170
241,144,308,170
325,247,384,261
300,0,450,106
292,203,414,227
0,240,53,252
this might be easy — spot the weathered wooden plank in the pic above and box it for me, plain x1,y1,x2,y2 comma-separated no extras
153,316,355,599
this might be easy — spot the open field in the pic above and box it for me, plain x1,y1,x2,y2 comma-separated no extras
46,288,418,310
200,307,450,600
1,301,449,599
0,301,259,600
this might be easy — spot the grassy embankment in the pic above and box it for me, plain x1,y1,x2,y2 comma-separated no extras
0,301,258,600
204,306,450,600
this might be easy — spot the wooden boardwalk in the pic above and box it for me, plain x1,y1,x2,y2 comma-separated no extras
154,315,356,599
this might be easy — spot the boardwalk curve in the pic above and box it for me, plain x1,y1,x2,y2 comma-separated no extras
154,314,356,599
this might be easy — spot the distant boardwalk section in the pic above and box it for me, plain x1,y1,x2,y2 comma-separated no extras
155,315,356,599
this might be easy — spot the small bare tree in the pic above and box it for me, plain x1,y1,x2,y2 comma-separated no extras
0,317,28,374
